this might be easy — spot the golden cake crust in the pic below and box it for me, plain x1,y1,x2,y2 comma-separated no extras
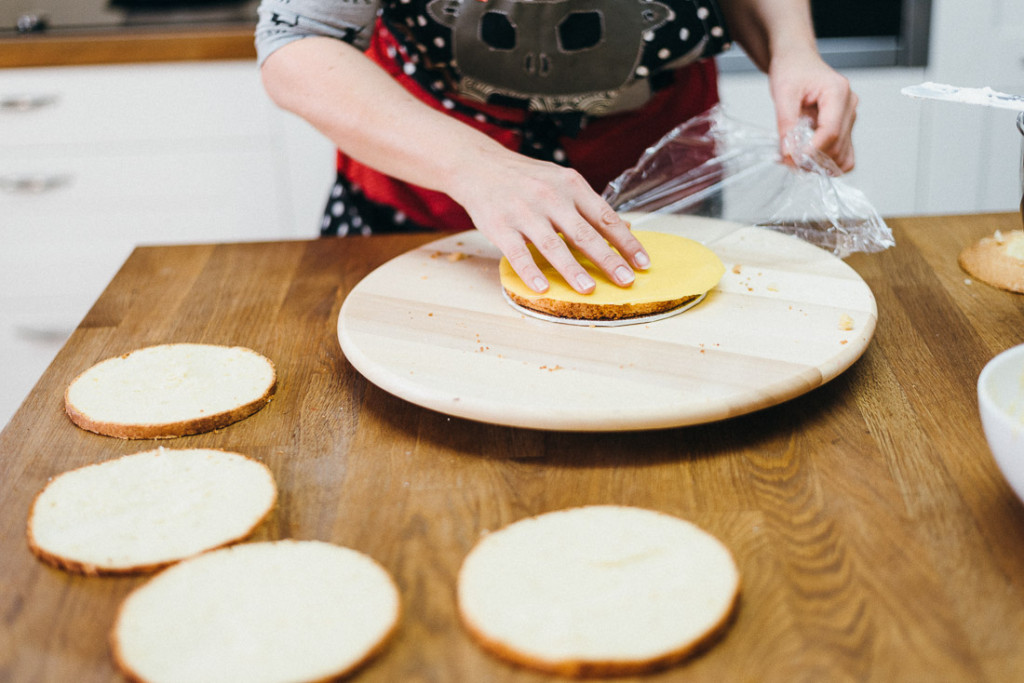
504,290,700,321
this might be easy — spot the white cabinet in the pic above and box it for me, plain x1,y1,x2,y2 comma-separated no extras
0,60,336,428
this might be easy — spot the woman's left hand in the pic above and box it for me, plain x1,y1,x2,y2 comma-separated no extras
768,51,859,173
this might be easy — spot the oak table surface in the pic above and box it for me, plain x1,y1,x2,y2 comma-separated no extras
2,212,1024,682
0,26,256,69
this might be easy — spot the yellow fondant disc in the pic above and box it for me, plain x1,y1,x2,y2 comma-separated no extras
499,230,725,304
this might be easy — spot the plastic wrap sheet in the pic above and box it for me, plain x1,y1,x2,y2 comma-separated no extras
602,105,894,258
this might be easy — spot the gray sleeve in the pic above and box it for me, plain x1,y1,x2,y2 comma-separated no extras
255,0,383,66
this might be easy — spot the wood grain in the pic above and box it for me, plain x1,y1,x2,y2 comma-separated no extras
2,214,1024,682
0,27,255,69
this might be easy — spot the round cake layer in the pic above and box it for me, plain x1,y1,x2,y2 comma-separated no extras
457,505,741,676
28,447,277,575
111,540,400,683
499,230,724,320
65,343,276,439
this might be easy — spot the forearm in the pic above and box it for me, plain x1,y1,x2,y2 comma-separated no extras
718,0,820,73
260,36,506,203
260,35,647,293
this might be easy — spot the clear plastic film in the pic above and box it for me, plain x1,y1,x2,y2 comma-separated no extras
602,105,895,258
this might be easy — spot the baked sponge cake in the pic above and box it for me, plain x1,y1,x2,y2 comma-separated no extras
457,505,741,677
65,343,276,439
959,229,1024,293
27,447,276,575
500,230,725,321
111,540,401,683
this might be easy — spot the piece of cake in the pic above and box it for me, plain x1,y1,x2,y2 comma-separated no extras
27,447,277,575
958,229,1024,293
111,540,401,683
456,505,741,677
499,231,725,321
65,343,276,439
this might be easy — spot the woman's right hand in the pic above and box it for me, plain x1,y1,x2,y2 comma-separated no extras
263,37,647,293
449,143,650,294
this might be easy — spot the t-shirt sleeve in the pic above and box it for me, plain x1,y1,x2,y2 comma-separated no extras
255,0,382,65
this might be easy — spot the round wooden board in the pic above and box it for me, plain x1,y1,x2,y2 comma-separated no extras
337,214,877,431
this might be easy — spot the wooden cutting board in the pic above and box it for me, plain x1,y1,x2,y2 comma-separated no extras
338,214,877,431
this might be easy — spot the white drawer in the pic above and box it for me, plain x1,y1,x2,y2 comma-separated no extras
0,144,288,250
0,292,85,429
0,61,273,149
0,144,297,303
0,240,131,312
0,318,67,429
1,293,88,352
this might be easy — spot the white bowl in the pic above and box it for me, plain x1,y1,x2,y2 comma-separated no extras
978,343,1024,502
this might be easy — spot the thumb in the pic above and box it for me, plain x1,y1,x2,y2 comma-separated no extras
771,82,809,141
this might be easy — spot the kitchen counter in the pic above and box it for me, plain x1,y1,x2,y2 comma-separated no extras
3,212,1024,681
0,25,255,68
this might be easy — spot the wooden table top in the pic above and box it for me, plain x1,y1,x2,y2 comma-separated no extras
3,212,1024,682
0,26,255,69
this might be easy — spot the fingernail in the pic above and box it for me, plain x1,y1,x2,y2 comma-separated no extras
615,265,634,285
634,251,650,269
576,273,595,291
532,277,548,292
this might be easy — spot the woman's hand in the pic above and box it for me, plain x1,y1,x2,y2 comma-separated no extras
449,145,650,294
769,51,858,173
718,0,859,173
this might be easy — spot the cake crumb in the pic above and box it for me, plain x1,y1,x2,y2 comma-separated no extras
838,314,855,331
732,264,742,274
430,249,469,261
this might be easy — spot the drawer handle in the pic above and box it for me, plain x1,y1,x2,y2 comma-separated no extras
0,174,73,194
0,93,59,112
